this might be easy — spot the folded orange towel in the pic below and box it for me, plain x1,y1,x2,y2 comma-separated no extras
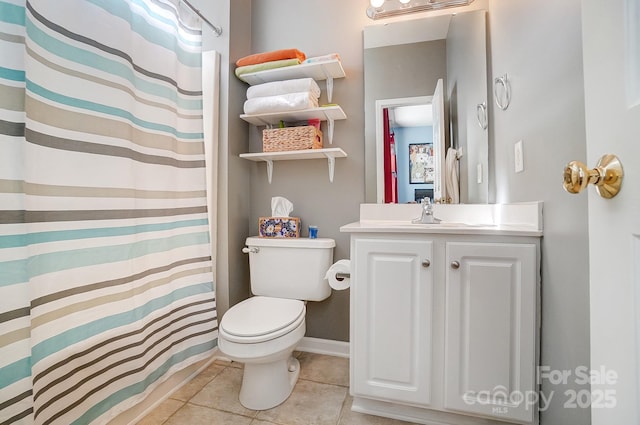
236,49,306,67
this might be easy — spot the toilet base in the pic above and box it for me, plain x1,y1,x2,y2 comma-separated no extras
218,307,307,410
239,355,300,410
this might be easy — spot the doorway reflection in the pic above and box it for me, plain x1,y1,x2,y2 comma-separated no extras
382,104,435,203
376,80,445,204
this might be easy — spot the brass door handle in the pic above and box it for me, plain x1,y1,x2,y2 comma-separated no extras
563,154,623,199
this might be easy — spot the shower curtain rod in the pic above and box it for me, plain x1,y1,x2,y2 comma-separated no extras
181,0,223,36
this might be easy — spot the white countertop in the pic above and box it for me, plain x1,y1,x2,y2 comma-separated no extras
340,202,543,237
340,220,542,237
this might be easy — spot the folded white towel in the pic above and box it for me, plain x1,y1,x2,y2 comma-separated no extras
445,147,460,204
303,53,341,64
243,92,319,115
247,78,321,99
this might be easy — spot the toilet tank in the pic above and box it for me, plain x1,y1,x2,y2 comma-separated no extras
245,237,335,301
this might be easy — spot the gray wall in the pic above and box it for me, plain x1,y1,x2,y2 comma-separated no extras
206,1,591,423
246,0,370,341
488,0,591,424
191,0,253,317
446,10,489,203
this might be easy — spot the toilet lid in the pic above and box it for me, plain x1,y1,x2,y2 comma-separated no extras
220,296,305,342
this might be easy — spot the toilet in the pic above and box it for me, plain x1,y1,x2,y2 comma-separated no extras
217,236,335,410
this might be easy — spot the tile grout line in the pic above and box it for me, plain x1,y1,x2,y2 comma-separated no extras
335,392,352,425
143,355,356,425
182,363,260,420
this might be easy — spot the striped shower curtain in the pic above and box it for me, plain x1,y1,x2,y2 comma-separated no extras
0,1,218,424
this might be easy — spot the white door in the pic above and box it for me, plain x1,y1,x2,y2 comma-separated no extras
432,79,446,202
582,0,640,423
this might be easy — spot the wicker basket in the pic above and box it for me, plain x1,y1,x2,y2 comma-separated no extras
262,125,323,152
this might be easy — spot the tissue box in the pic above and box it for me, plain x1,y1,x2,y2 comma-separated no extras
258,217,300,238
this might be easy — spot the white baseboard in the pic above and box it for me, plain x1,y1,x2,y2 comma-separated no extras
296,337,350,358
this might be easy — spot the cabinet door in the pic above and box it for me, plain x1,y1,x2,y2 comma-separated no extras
351,238,434,407
444,242,537,423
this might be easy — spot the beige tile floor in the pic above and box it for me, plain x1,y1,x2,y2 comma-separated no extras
138,352,414,425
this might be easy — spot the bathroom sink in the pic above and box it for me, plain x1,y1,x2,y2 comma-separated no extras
340,203,543,236
361,220,497,229
409,221,497,228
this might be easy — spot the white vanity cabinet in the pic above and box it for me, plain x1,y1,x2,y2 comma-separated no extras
346,231,540,425
351,237,435,407
443,241,538,424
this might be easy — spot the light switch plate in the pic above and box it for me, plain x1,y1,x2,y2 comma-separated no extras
515,140,524,173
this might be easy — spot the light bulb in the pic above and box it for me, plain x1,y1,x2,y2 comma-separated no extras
399,0,411,3
370,0,385,8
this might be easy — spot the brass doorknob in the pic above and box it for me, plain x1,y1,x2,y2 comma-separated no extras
563,154,623,199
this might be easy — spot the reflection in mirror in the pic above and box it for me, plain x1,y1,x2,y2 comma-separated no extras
364,9,489,204
375,81,445,204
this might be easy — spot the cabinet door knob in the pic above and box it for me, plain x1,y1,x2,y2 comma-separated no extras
422,259,431,268
451,260,460,269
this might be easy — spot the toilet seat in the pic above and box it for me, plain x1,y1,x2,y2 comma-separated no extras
220,296,305,344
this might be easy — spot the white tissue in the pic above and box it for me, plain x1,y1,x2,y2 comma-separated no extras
325,259,351,290
271,196,293,217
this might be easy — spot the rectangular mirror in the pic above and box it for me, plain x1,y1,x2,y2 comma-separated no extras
364,9,489,204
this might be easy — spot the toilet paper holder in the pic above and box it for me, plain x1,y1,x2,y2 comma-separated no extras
326,260,352,291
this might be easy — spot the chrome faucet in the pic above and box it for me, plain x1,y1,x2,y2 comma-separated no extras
412,197,440,224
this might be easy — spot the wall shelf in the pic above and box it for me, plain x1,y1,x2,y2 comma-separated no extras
239,59,345,102
240,147,347,183
240,105,346,144
238,58,347,184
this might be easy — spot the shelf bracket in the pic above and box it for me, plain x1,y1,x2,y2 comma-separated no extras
326,117,335,145
325,154,336,182
326,77,334,103
321,65,334,103
265,159,274,184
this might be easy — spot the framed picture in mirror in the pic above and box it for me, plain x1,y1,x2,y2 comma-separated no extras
409,143,434,184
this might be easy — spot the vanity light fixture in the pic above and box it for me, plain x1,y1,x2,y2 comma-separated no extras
367,0,475,20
